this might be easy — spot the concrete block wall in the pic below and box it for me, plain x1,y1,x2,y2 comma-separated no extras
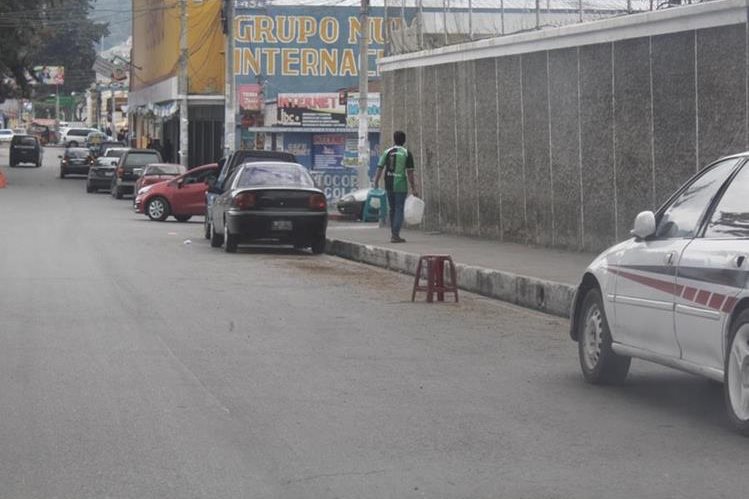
379,0,749,252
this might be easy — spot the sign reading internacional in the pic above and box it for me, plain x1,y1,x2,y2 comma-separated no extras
233,2,413,98
277,93,346,128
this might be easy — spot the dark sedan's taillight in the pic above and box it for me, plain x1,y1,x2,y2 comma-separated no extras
232,192,257,210
309,194,327,211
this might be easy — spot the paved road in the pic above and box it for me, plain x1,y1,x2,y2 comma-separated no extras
1,146,748,499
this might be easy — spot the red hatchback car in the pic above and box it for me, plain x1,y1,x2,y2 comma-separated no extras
134,163,219,222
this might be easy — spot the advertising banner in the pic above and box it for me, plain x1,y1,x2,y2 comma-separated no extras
277,93,346,128
283,134,312,169
238,83,262,111
233,4,414,98
32,66,64,85
312,134,346,168
309,168,358,202
346,92,381,128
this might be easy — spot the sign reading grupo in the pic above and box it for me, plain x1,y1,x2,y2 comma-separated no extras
277,93,345,128
233,5,412,97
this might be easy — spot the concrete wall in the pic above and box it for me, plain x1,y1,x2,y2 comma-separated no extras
380,0,749,251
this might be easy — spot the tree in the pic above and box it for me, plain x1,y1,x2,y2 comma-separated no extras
0,0,107,102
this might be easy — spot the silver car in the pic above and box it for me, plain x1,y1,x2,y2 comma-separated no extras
570,152,749,435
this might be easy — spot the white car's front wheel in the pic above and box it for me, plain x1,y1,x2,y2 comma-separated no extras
725,309,749,436
577,288,631,385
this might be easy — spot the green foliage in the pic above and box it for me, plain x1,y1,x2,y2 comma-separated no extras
0,0,108,102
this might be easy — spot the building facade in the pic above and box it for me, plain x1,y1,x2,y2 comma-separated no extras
128,0,225,166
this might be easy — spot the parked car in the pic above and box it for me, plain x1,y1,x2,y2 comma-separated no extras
208,162,327,254
59,147,93,178
336,188,381,219
570,152,749,435
134,163,186,194
91,140,126,158
134,163,219,222
204,150,296,240
86,157,119,193
0,129,14,144
60,127,98,147
97,147,129,167
111,149,162,199
9,134,42,167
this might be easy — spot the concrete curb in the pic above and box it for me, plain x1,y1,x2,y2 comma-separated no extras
325,238,576,318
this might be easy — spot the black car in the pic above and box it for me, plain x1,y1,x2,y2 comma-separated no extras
59,147,93,178
111,149,162,199
9,134,42,167
209,162,327,254
204,149,296,239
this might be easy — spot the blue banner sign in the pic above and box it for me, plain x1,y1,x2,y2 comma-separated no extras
233,5,412,97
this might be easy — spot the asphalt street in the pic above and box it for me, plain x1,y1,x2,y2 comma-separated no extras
0,146,748,499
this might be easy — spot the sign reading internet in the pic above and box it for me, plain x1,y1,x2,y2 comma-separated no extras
277,93,346,128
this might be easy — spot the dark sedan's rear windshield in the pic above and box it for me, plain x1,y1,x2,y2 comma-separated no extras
105,149,126,158
125,152,160,166
16,136,37,146
145,165,183,175
66,149,89,158
237,165,314,188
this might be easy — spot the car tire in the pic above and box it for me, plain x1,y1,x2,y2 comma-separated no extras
210,222,224,248
35,161,41,168
69,141,78,147
203,217,211,240
724,309,749,436
175,215,191,222
146,197,170,221
224,224,238,253
114,186,123,199
577,288,631,385
59,169,65,179
86,184,95,193
311,236,326,255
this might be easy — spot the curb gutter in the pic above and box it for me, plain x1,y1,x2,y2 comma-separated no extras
325,238,576,318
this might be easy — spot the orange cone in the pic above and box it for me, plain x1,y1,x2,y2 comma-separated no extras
0,170,6,188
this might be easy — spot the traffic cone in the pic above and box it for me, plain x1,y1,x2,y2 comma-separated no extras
0,169,6,189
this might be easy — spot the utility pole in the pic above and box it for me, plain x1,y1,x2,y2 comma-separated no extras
179,0,189,166
224,0,235,155
55,84,60,125
357,0,370,191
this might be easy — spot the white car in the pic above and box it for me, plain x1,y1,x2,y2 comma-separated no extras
0,129,13,144
97,147,129,166
571,152,749,435
61,127,99,147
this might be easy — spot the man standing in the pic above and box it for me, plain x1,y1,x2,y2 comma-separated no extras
374,130,418,243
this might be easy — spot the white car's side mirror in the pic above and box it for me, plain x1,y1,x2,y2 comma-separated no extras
632,211,656,239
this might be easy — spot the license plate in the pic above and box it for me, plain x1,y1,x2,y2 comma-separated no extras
103,171,113,176
271,220,292,231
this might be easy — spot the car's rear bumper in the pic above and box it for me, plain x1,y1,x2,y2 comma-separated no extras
63,165,90,174
115,180,136,193
226,210,327,243
87,177,112,189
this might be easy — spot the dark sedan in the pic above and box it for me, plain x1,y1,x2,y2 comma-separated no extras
209,162,327,254
59,147,93,178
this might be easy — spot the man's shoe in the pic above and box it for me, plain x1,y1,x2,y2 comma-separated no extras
391,236,406,243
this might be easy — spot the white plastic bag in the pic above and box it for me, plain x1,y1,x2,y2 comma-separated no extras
404,195,425,226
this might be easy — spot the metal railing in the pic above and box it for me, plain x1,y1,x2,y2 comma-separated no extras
386,0,709,54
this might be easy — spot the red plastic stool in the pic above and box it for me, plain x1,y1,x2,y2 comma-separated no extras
412,254,459,303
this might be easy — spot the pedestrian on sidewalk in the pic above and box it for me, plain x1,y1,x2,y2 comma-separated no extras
374,130,418,243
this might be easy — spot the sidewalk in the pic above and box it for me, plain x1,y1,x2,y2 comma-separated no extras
325,222,597,317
